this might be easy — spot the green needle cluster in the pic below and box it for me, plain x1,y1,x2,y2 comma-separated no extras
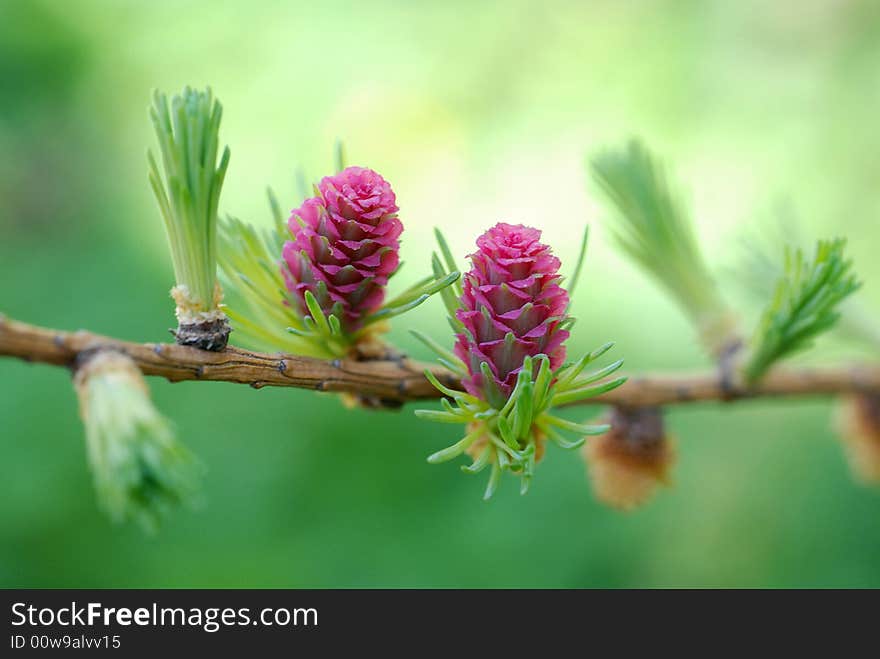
148,86,230,316
744,239,861,384
591,140,735,355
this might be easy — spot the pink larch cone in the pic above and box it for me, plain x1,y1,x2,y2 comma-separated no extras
282,166,401,333
455,222,570,406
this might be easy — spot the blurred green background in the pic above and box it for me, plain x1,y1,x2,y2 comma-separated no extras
2,0,879,588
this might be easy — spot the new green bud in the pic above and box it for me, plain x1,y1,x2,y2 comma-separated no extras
74,351,203,531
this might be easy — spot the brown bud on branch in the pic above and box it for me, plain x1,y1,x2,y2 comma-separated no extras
582,406,675,510
836,392,880,485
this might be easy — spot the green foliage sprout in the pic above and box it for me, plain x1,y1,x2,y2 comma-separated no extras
148,86,230,311
743,239,861,384
590,140,734,353
77,354,203,532
735,213,880,352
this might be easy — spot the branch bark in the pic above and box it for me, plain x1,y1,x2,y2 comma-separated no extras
1,314,878,407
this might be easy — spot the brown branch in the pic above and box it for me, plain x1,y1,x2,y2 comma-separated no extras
0,315,457,404
597,366,880,406
1,314,879,407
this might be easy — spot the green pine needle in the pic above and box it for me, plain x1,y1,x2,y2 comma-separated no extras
434,228,463,297
334,139,347,173
743,239,861,384
360,271,460,327
410,330,466,374
266,186,286,244
566,225,590,304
